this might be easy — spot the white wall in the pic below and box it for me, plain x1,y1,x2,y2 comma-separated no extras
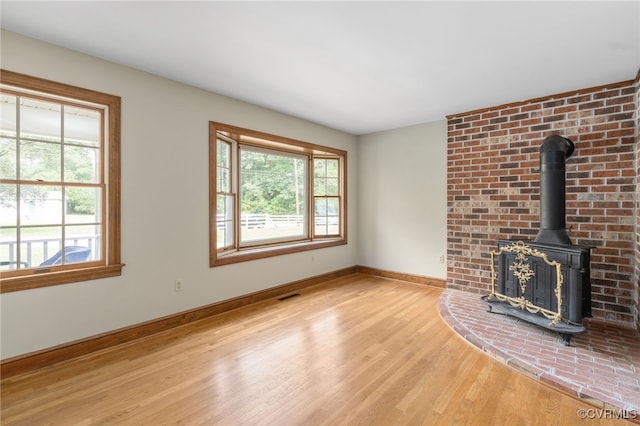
0,31,359,359
357,121,448,279
1,31,451,361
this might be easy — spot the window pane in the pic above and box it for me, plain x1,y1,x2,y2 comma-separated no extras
240,149,306,244
0,227,19,270
20,140,62,181
314,196,340,236
1,94,17,137
65,186,101,223
64,145,100,183
314,158,339,196
326,159,339,178
326,197,340,235
314,175,326,196
218,168,229,193
0,183,17,226
216,139,230,192
64,106,100,146
65,224,99,262
217,139,229,165
0,137,17,179
314,159,326,178
20,185,62,226
217,194,234,249
326,177,339,196
20,98,61,142
20,226,62,267
314,197,327,236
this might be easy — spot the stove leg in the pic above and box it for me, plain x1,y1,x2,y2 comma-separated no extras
560,333,571,346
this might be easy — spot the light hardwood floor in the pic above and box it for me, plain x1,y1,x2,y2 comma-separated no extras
1,274,634,425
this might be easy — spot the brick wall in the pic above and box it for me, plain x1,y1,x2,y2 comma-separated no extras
447,79,638,328
635,71,640,329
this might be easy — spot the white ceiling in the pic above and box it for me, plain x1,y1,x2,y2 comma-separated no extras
1,1,639,135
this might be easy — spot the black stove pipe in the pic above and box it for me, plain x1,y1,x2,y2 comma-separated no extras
534,135,575,245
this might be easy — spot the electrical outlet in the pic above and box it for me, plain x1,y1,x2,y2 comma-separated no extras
174,280,184,292
439,255,445,264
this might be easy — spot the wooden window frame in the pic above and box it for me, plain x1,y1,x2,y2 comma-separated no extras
209,121,347,267
0,70,123,293
312,157,342,239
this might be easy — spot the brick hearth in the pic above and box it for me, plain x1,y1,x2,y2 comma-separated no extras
438,288,640,414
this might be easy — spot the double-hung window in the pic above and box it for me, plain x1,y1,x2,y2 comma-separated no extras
0,70,122,292
210,121,347,266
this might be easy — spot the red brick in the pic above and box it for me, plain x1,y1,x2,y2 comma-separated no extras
446,79,637,327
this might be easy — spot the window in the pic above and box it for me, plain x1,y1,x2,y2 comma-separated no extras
210,121,347,266
0,70,122,292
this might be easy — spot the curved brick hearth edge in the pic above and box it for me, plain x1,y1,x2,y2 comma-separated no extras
438,288,640,421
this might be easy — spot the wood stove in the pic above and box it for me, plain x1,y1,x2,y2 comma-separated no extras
482,135,592,345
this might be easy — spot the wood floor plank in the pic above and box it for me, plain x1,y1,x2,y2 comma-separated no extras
1,274,634,425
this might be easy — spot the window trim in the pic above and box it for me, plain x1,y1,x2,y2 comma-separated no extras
209,121,347,267
0,69,123,293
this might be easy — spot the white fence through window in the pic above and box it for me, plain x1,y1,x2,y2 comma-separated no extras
1,235,100,269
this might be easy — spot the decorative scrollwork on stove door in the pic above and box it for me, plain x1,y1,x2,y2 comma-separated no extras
489,241,564,327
